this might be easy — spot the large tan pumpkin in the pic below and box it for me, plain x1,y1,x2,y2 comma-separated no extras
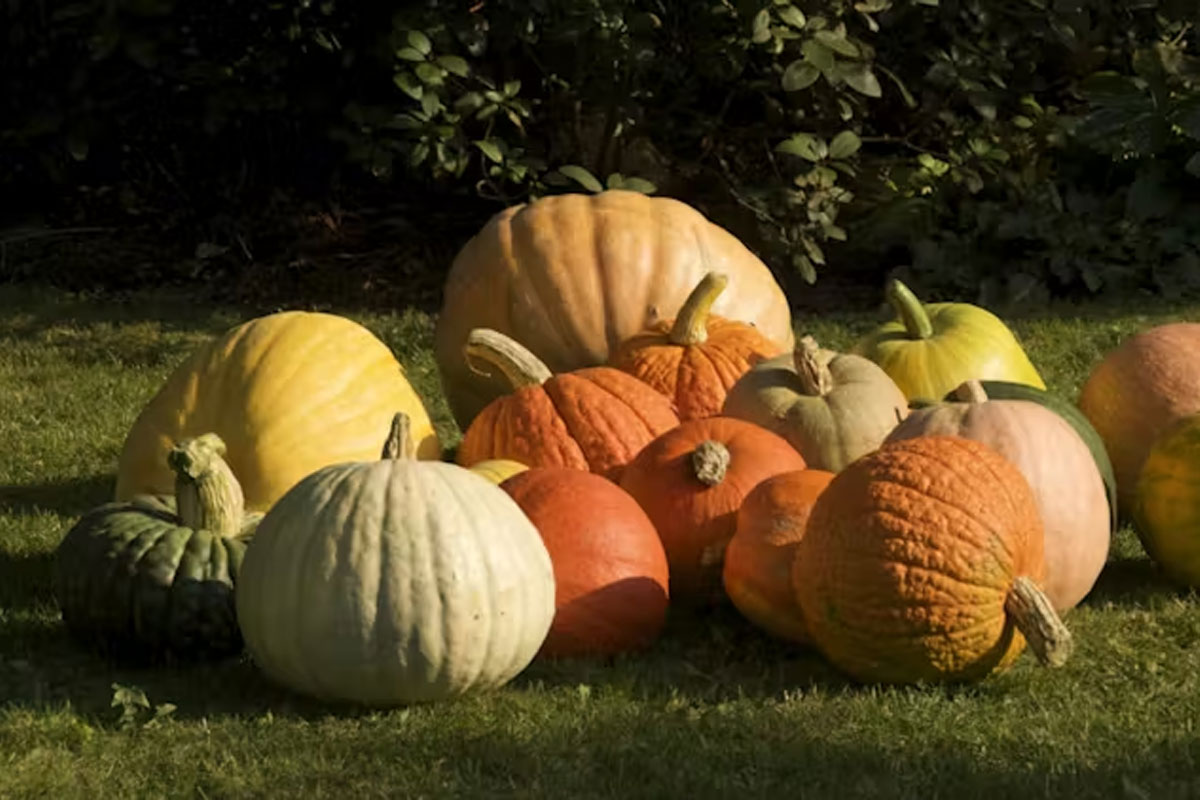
435,191,795,427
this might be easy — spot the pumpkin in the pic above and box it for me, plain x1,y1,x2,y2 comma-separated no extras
794,436,1073,685
435,190,795,428
116,311,441,512
456,328,680,481
722,469,834,642
1134,413,1200,585
469,459,530,485
235,413,555,707
501,468,670,658
722,335,908,472
618,417,808,603
55,434,259,660
1078,322,1200,516
608,271,784,420
853,279,1045,402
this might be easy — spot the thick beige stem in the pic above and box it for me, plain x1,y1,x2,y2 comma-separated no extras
381,412,417,461
1005,576,1073,668
692,440,731,487
464,328,553,389
952,379,990,404
669,272,729,345
168,433,244,537
794,335,834,396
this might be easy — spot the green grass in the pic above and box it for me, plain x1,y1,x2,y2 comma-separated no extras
3,285,1200,798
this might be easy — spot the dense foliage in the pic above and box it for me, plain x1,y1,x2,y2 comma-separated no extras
3,0,1199,300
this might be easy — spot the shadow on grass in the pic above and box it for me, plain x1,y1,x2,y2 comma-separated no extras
0,474,114,518
1084,555,1186,609
0,550,56,612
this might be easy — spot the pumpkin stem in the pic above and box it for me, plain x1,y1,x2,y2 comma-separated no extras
886,279,935,341
952,380,990,404
168,433,245,538
669,272,729,345
692,440,731,487
381,412,417,461
1004,576,1073,668
793,335,834,396
463,328,553,389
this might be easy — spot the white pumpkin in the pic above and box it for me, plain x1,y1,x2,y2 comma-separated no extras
235,414,555,706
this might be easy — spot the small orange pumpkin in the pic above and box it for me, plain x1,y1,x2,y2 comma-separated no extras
609,272,784,420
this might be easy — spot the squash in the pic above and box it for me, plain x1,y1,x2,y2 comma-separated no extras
469,459,530,485
435,190,795,428
456,328,680,481
501,468,670,658
116,311,441,512
886,380,1109,611
722,335,908,471
722,469,834,642
55,434,259,660
235,413,555,706
853,279,1045,402
1078,322,1200,516
794,435,1073,685
618,417,808,603
1134,413,1200,586
609,271,784,420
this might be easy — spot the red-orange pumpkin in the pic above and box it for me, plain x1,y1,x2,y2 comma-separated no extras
619,417,807,603
501,468,670,658
456,329,680,481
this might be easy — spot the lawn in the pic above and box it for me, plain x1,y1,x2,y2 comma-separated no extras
3,285,1200,798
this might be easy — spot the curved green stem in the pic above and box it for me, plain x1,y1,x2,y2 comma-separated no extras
168,433,244,537
886,279,934,340
670,272,729,345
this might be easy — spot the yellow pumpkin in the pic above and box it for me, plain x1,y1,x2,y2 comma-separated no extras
115,311,441,512
469,459,530,485
1134,413,1200,586
853,279,1045,402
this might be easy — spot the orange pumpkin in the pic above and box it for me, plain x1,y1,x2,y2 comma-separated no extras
501,468,670,658
619,417,807,603
722,469,834,642
456,329,680,481
609,271,784,420
794,436,1072,685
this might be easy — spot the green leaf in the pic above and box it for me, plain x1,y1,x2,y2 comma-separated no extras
876,64,917,109
918,152,950,176
396,47,426,62
420,92,442,117
558,164,604,192
752,9,772,43
436,55,470,77
503,80,521,97
1186,152,1200,178
1013,115,1035,129
393,72,423,100
606,173,625,190
410,142,430,167
837,62,882,98
406,30,432,56
792,253,817,284
802,39,835,73
776,133,827,161
454,92,485,113
814,30,859,57
475,139,504,163
828,130,862,159
782,61,821,91
803,237,826,265
414,63,444,86
777,5,806,28
621,177,658,195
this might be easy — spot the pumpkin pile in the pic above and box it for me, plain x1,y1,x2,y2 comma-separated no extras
53,189,1200,705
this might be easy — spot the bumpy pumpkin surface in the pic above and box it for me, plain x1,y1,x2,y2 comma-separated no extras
1078,322,1200,516
723,469,834,642
619,417,807,603
236,414,555,707
609,271,783,420
457,329,679,481
723,335,908,472
502,468,670,658
794,436,1072,685
853,279,1045,402
55,434,260,660
435,190,795,427
1135,414,1200,586
116,311,441,512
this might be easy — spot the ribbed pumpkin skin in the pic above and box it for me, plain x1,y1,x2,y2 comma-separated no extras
610,317,783,421
116,312,441,512
235,461,555,706
886,397,1109,611
619,417,808,603
795,436,1045,685
1078,323,1200,515
457,367,679,481
435,191,795,427
723,469,834,642
501,468,670,658
54,495,255,660
469,459,530,485
1135,414,1200,586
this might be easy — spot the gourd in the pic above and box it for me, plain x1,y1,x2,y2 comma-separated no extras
722,335,908,471
55,434,259,660
235,413,555,707
456,328,680,481
435,190,794,427
618,417,807,603
853,279,1045,402
116,311,441,512
469,459,530,485
609,271,783,420
501,468,670,658
1134,413,1200,586
794,435,1073,685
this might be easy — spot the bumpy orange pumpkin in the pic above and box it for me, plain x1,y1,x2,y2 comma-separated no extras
619,417,807,603
794,436,1072,685
722,469,834,642
609,271,784,420
456,329,680,481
